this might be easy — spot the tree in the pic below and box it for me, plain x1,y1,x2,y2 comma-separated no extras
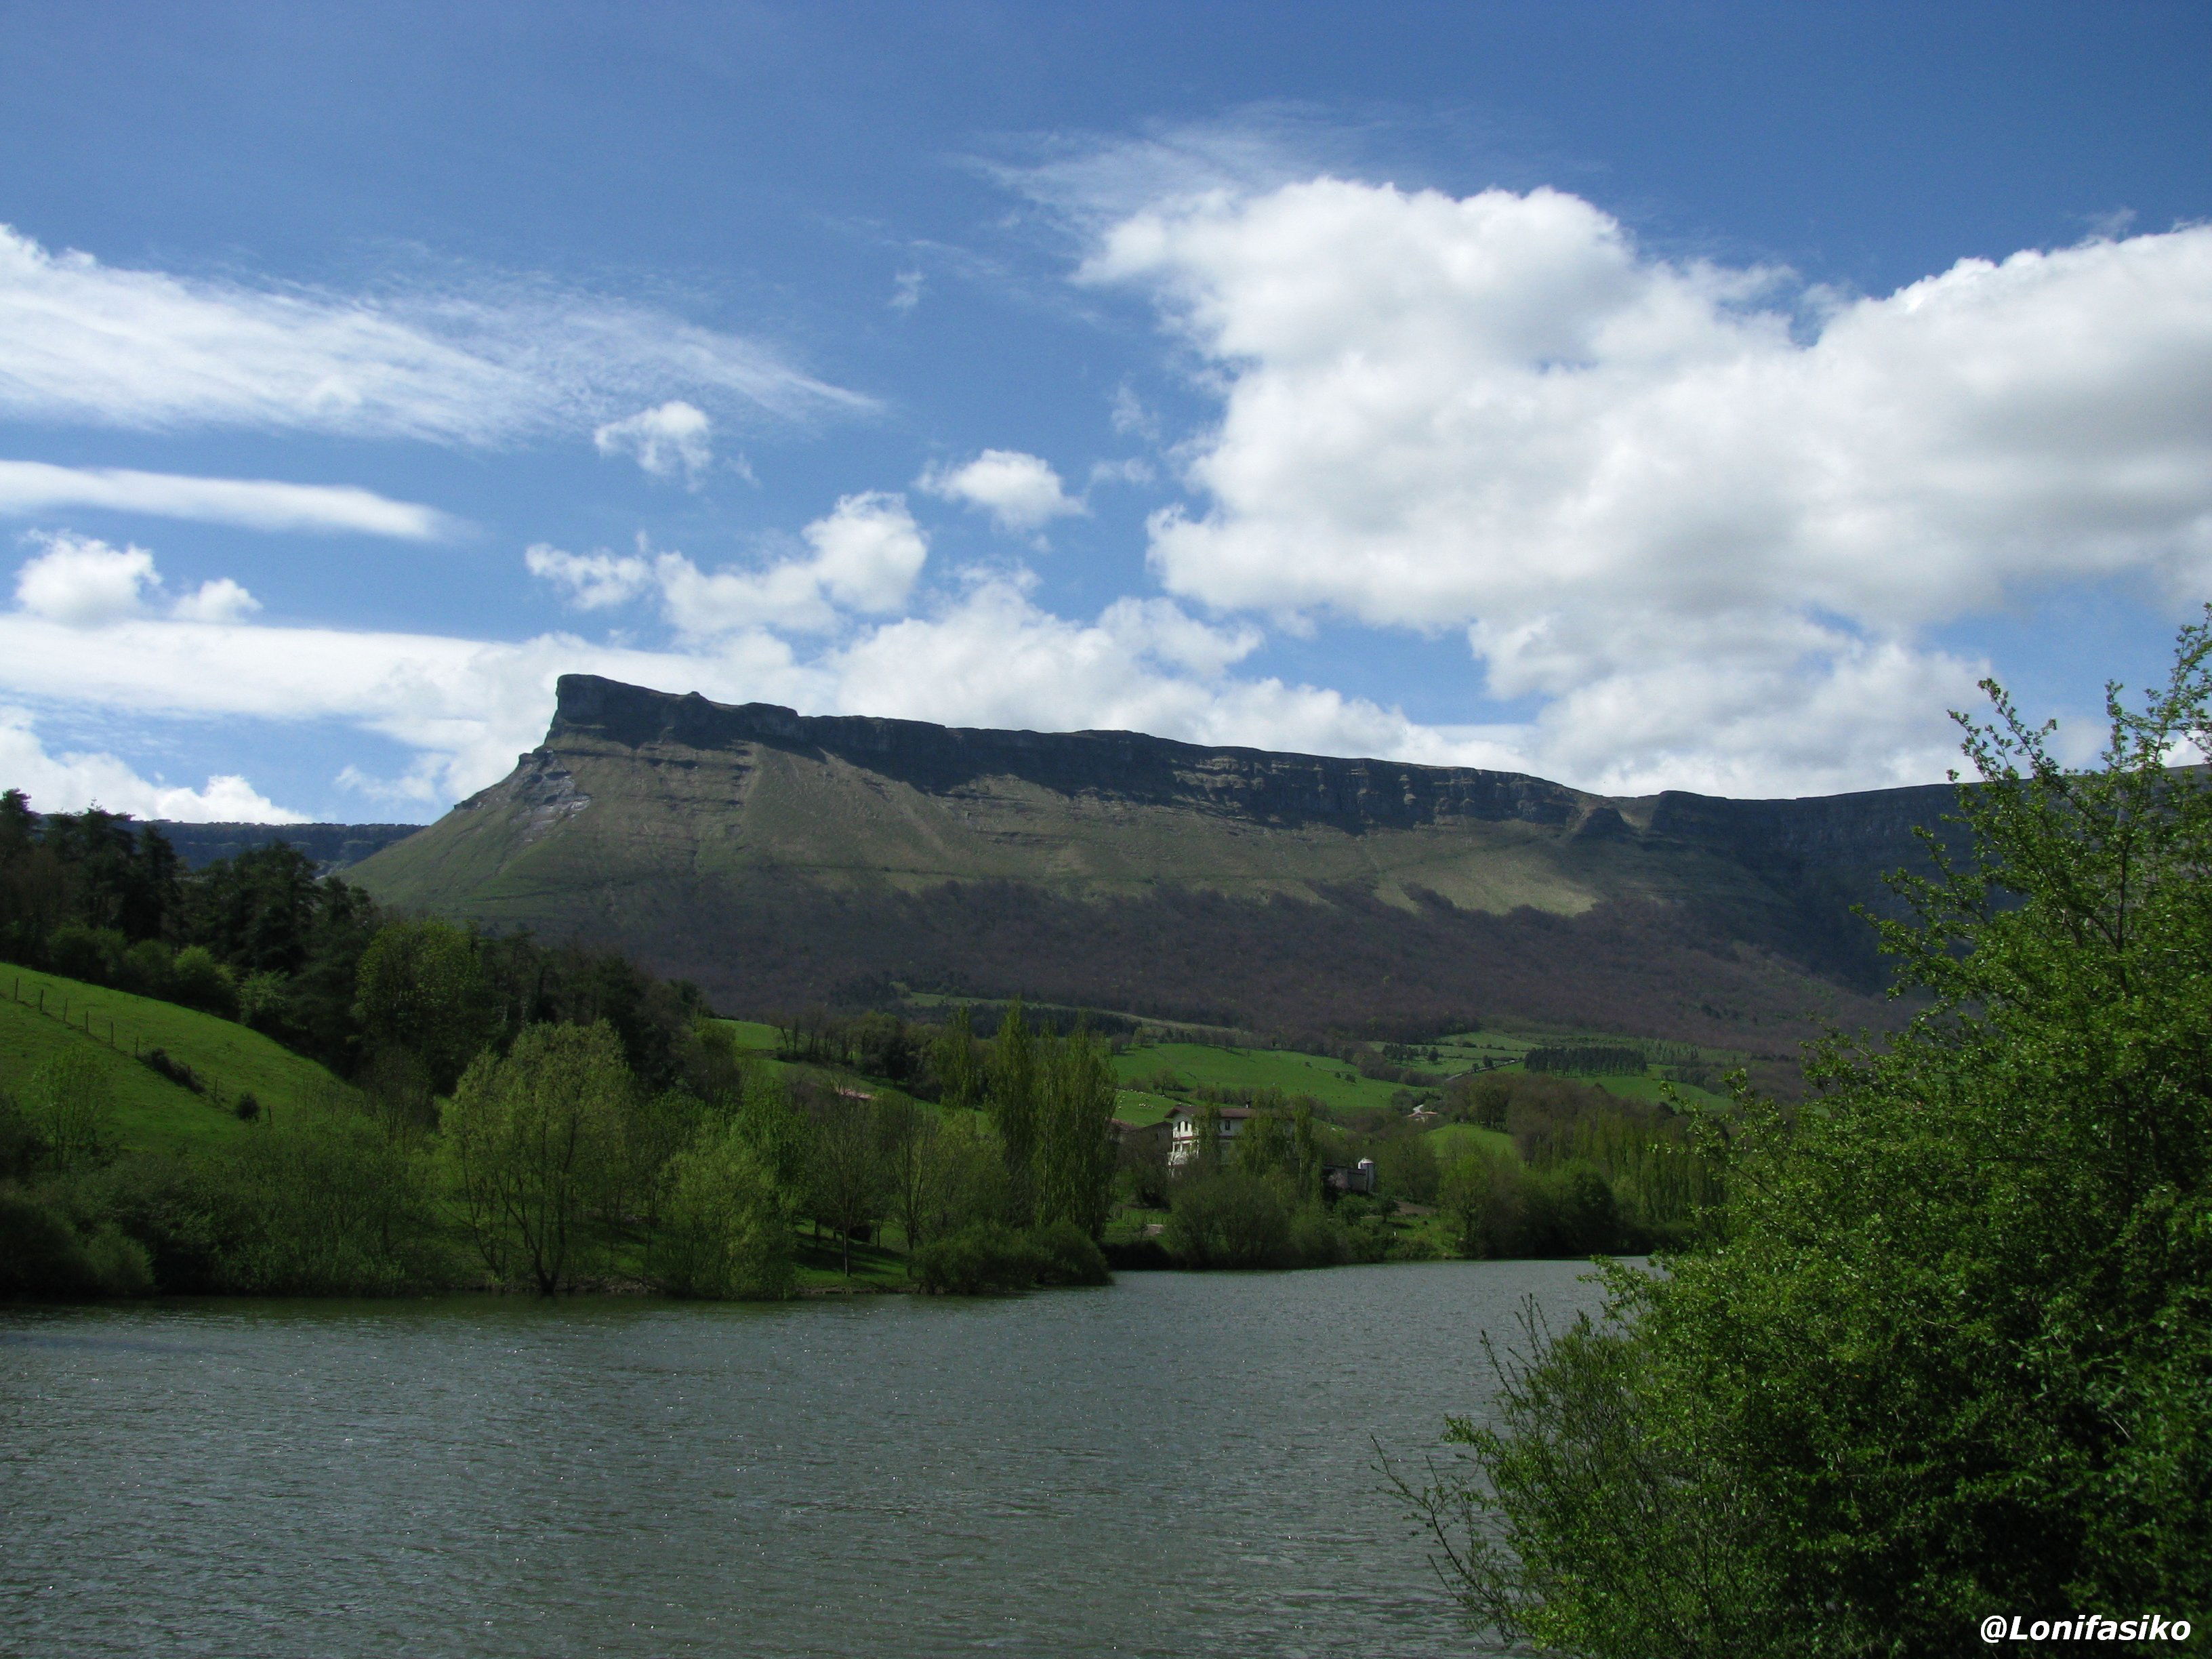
932,1005,984,1107
986,1002,1040,1224
805,1084,882,1277
445,1021,630,1294
1033,1028,1119,1238
353,918,495,1092
1399,619,2212,1654
653,1116,795,1298
28,1050,112,1172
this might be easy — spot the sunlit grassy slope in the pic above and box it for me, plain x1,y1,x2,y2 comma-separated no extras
0,967,347,1154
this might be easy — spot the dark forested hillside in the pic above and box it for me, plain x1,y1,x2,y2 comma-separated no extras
338,676,1963,1049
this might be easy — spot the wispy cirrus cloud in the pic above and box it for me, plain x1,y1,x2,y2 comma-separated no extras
0,224,874,445
0,459,454,538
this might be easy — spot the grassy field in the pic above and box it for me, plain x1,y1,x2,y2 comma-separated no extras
1113,1041,1418,1114
1,966,348,1155
1425,1121,1517,1160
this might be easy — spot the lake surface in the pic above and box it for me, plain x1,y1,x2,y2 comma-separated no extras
1,1261,1612,1657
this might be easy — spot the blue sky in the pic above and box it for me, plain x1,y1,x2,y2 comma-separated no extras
1,1,2207,821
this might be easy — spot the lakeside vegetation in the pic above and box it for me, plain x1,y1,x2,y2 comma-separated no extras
1,771,1723,1298
1396,623,2212,1652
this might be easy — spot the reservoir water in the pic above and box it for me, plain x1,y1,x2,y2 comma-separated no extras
1,1260,1611,1657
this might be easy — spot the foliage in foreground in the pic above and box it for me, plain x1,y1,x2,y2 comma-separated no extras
1399,621,2212,1654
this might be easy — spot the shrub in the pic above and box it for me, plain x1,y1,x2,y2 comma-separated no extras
0,1089,47,1181
142,1047,203,1093
0,1191,96,1298
910,1221,1046,1294
1029,1218,1111,1286
1164,1171,1294,1269
1345,1214,1394,1263
211,1107,449,1294
234,1092,260,1122
119,939,175,999
28,1050,115,1172
45,923,124,985
81,1223,154,1296
235,971,291,1033
1286,1203,1349,1267
168,947,237,1017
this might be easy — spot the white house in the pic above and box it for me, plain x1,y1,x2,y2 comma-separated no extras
1166,1104,1254,1166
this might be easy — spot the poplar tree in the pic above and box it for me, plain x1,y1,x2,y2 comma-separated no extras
1034,1027,1119,1238
987,1002,1039,1225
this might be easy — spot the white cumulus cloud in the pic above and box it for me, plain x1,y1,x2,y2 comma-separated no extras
594,401,715,483
0,707,303,822
0,460,454,538
0,223,871,444
525,543,655,611
920,449,1085,535
14,531,264,630
1086,178,2212,794
653,493,930,636
14,532,159,626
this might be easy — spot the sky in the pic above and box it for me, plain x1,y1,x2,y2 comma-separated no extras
1,1,2208,823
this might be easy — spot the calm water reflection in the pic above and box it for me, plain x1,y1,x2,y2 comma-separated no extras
1,1260,1612,1657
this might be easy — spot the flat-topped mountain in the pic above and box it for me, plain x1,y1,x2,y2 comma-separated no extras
349,674,1964,1053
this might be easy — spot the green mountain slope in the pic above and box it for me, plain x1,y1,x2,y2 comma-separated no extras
351,675,1961,1054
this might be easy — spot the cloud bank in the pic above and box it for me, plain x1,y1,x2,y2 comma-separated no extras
1086,180,2212,793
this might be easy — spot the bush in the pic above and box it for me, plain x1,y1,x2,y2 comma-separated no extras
168,947,236,1017
1029,1218,1111,1286
45,923,125,985
235,971,291,1033
1164,1171,1294,1269
0,1195,153,1298
0,1191,96,1298
28,1050,115,1172
119,939,174,999
209,1106,449,1294
1400,629,2212,1649
1286,1203,1349,1267
910,1221,1046,1294
1345,1214,1394,1263
81,1223,154,1295
0,1090,47,1181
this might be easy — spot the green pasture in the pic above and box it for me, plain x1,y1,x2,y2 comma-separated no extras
0,967,346,1154
1113,1041,1417,1114
1424,1122,1517,1161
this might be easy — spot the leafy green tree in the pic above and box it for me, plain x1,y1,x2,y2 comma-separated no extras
986,1002,1040,1223
1034,1028,1118,1238
1399,622,2212,1654
445,1021,630,1294
27,1050,113,1171
933,1005,984,1107
653,1116,796,1298
213,1105,445,1294
167,945,236,1016
804,1083,882,1277
353,918,495,1093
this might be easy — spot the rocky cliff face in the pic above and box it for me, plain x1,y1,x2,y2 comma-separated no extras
350,674,1966,1048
